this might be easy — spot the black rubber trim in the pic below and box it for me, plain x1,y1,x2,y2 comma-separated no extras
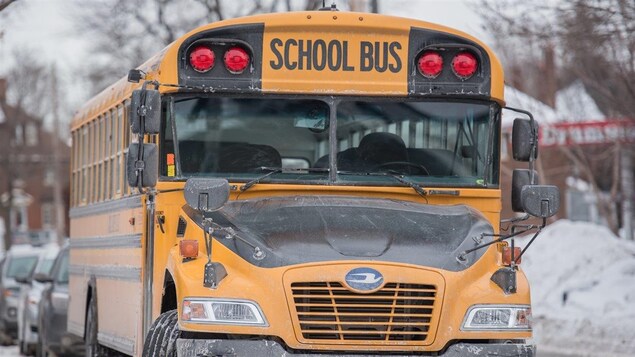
178,23,264,92
408,27,492,97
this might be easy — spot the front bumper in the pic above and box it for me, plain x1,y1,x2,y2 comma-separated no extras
176,339,535,357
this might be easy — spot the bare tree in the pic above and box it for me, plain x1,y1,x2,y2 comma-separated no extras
477,0,634,118
475,0,635,236
5,48,51,119
73,0,332,94
0,0,18,12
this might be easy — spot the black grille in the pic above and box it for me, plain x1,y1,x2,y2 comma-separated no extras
291,282,436,342
177,216,187,237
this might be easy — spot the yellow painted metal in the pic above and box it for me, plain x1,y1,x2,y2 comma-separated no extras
68,9,519,356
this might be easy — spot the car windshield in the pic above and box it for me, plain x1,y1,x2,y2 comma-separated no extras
34,257,56,276
55,251,69,284
6,256,38,279
164,97,498,187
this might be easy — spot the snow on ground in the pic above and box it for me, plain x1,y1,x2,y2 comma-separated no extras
0,346,18,356
518,220,635,356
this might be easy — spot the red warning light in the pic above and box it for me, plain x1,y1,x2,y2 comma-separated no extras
189,46,215,73
224,47,250,74
417,51,443,78
452,51,478,79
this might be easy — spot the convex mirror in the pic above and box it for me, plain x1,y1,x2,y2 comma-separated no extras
130,89,161,134
512,118,538,162
126,143,158,188
184,178,230,212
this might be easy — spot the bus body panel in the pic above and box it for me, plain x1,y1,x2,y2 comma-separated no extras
68,200,145,355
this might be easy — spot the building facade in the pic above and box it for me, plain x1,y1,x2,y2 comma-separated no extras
0,78,70,249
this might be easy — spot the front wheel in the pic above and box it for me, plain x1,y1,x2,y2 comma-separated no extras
85,297,102,357
142,310,179,357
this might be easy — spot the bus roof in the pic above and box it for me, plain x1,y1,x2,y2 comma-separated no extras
72,11,504,129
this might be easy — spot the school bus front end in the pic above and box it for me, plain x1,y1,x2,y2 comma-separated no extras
168,194,534,356
68,10,550,357
141,12,537,356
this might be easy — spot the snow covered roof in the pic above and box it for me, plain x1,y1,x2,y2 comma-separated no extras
555,80,606,122
503,85,559,129
502,82,606,130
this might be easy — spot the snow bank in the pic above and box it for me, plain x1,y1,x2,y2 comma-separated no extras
517,220,635,355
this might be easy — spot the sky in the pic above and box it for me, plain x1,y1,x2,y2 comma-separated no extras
0,0,488,111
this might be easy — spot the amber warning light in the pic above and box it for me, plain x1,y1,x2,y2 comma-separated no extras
502,246,522,265
180,240,199,259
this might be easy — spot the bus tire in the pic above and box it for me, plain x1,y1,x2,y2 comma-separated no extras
85,296,107,357
142,309,179,357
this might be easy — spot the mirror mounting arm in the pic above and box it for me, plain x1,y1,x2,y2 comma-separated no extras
512,218,546,264
457,218,546,263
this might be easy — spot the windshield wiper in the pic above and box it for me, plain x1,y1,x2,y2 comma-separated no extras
337,170,428,198
240,167,330,193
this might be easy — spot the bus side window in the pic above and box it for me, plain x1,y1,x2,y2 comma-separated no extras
116,106,124,196
123,100,131,196
89,121,95,204
71,130,77,206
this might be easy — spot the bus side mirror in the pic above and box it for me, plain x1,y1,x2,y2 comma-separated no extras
130,89,161,134
126,143,159,188
512,118,538,161
184,178,230,212
511,169,537,212
521,185,560,218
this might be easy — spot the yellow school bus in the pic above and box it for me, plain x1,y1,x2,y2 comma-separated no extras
69,7,559,357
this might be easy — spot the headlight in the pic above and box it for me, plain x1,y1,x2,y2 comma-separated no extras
462,305,531,331
182,298,267,326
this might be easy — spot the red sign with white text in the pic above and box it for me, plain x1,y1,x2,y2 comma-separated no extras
539,120,635,147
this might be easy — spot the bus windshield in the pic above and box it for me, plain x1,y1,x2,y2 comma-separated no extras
165,97,499,187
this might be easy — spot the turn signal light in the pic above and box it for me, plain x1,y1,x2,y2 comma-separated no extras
224,47,250,74
189,46,215,73
417,51,443,78
179,240,199,259
502,246,522,265
452,51,478,79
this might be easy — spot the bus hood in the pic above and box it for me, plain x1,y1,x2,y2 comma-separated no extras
184,195,493,271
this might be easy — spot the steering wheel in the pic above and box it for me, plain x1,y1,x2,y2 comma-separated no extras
373,161,430,175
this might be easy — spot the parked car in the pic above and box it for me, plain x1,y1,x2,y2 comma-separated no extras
0,244,42,344
16,244,59,355
36,244,83,356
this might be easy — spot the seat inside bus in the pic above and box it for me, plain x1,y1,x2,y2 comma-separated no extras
314,132,469,176
178,140,281,174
